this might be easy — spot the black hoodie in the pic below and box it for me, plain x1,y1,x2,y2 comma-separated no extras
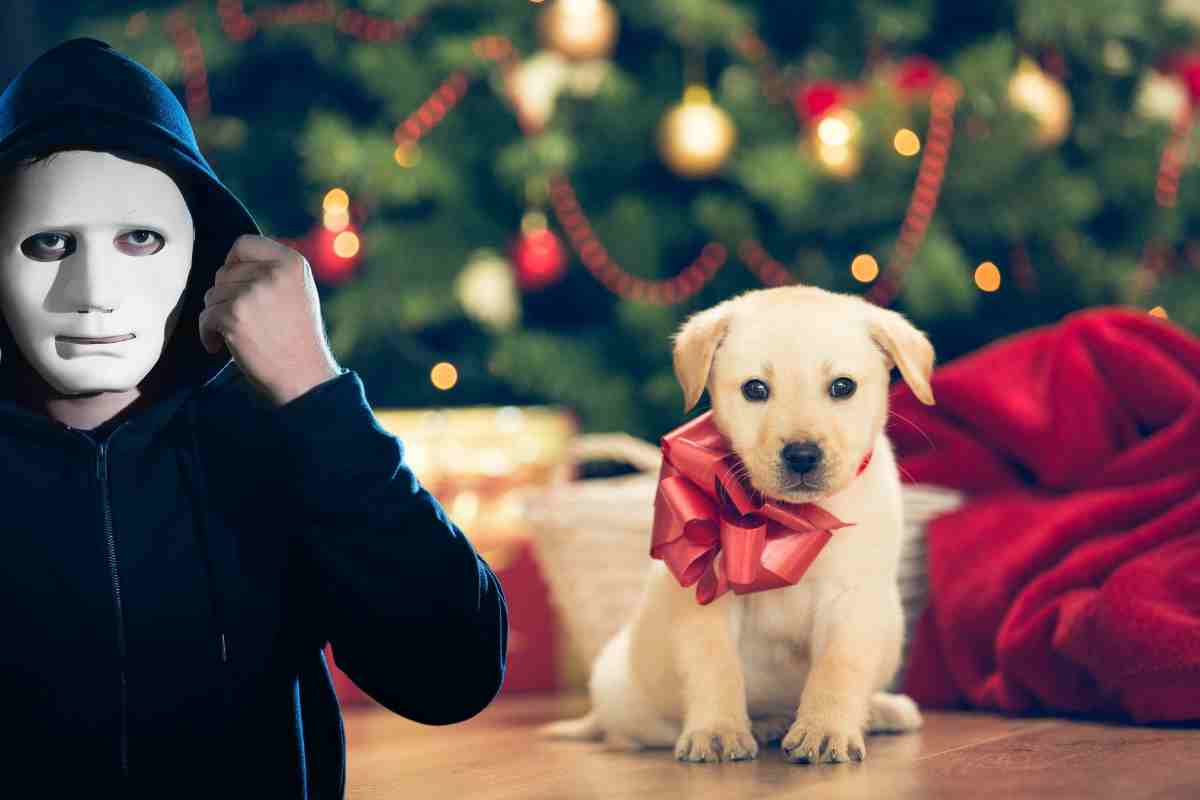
0,38,507,798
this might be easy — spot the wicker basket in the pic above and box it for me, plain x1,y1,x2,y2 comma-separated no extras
521,432,964,690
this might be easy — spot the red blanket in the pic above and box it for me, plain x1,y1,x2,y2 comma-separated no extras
889,307,1200,722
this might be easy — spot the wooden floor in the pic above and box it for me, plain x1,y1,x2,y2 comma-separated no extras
343,691,1200,799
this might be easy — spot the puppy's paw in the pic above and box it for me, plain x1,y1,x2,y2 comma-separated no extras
750,715,793,746
867,692,923,734
674,724,758,763
781,716,866,764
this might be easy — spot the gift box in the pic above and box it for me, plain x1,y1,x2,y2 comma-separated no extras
326,405,576,706
474,536,561,693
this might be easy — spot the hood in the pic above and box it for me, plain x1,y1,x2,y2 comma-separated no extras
0,36,261,415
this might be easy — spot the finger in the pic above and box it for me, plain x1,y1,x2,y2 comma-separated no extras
214,259,274,285
198,304,232,355
224,234,290,266
203,282,249,307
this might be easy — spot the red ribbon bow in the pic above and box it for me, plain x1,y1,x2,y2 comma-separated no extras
650,411,869,605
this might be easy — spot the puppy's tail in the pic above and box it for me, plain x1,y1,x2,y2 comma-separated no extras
537,712,604,741
867,692,923,734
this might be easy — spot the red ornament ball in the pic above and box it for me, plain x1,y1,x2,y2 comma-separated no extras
308,224,363,285
793,80,844,123
511,226,567,291
1170,52,1200,104
894,56,942,96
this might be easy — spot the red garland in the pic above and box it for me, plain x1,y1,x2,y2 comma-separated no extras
167,16,968,308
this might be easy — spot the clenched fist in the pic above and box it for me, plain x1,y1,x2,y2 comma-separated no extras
199,234,341,406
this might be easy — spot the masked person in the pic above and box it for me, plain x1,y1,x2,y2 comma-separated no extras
0,38,507,798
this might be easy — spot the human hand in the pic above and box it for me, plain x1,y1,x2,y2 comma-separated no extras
199,234,341,406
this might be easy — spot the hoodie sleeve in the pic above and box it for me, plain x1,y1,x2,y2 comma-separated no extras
268,368,508,725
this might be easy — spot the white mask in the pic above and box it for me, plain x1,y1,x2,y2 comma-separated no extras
0,149,195,395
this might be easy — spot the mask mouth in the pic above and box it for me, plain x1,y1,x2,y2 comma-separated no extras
56,333,136,344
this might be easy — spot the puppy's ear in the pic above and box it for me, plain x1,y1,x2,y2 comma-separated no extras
867,306,936,406
672,302,732,413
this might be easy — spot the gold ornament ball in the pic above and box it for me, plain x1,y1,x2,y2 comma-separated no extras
1135,70,1188,123
1165,0,1200,27
1007,59,1073,147
507,51,570,132
808,107,863,180
658,86,738,179
538,0,619,62
456,250,521,332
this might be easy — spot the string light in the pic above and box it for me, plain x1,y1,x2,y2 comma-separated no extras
393,142,420,167
811,109,863,179
894,128,921,156
975,261,1002,292
431,362,459,390
323,188,349,211
1149,306,1169,319
851,254,880,282
817,114,853,147
333,231,361,258
815,141,857,176
170,19,962,308
169,10,1197,312
322,188,351,232
323,208,350,232
865,78,962,307
550,80,961,304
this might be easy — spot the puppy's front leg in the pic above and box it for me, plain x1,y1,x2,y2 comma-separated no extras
783,588,896,764
672,593,758,763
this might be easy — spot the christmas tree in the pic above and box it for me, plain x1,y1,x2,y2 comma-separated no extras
58,0,1200,439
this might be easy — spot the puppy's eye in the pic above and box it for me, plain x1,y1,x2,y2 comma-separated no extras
742,379,770,402
829,377,856,399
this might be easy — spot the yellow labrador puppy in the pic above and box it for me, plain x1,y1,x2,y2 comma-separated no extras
542,285,935,764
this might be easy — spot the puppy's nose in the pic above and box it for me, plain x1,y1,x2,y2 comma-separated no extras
781,442,823,475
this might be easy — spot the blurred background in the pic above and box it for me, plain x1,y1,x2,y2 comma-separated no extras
6,0,1200,439
4,0,1200,695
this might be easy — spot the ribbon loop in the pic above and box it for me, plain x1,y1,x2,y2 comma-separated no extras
649,411,860,605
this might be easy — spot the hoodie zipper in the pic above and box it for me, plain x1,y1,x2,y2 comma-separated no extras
94,428,131,777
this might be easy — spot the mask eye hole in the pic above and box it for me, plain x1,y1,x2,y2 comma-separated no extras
21,232,75,262
829,377,857,399
741,379,770,402
116,230,165,256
